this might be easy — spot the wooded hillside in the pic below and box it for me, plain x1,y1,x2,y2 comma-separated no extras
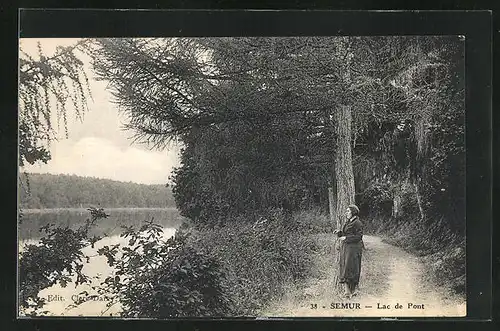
19,173,175,208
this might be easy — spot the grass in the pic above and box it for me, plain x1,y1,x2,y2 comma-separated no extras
183,208,320,316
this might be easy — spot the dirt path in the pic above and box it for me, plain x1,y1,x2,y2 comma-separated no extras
262,234,466,318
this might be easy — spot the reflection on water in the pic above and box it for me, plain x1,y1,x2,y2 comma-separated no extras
19,208,182,241
18,208,181,317
19,228,177,317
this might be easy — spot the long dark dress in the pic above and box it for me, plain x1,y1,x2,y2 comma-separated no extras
336,216,363,287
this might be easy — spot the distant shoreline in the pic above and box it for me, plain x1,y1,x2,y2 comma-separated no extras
19,173,176,210
20,207,178,214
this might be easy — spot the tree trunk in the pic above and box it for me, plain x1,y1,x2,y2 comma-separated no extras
392,183,402,218
328,186,335,224
414,180,425,221
330,37,356,294
332,104,356,293
334,105,356,228
328,166,337,225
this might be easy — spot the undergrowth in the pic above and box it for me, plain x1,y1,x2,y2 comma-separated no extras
19,207,320,318
185,208,319,315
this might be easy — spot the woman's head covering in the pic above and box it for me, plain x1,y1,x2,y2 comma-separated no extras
348,204,360,216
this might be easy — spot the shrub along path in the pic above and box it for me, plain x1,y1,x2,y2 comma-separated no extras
262,234,466,317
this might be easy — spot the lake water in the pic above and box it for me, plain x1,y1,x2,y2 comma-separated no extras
19,207,182,241
18,208,182,317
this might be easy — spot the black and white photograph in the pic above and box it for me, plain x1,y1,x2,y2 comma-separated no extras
18,35,466,318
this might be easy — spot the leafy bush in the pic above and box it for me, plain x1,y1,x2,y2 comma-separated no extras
94,219,233,318
19,207,108,315
170,124,327,226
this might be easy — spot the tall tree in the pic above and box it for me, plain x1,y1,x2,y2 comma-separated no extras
91,38,361,218
90,36,464,231
18,39,92,167
331,37,356,229
91,38,336,216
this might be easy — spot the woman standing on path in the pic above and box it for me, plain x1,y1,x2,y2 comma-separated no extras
334,204,364,298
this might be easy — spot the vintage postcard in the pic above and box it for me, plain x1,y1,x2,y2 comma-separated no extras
18,34,466,318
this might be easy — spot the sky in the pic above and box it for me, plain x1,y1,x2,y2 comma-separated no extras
19,38,181,185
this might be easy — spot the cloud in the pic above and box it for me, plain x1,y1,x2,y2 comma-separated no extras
20,38,181,185
24,137,180,185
